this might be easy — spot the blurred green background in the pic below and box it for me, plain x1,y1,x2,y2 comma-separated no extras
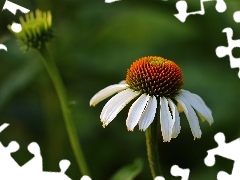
1,0,240,179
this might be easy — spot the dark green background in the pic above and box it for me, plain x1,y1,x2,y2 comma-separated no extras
0,0,240,179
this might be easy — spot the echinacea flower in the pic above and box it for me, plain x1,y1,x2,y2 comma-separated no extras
90,56,213,142
8,9,53,49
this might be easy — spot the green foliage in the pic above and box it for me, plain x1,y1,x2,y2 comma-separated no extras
110,159,143,180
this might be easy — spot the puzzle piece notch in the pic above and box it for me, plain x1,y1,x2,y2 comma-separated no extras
0,44,8,51
59,159,71,174
0,123,73,179
21,142,42,173
19,159,73,180
10,23,22,33
215,27,240,78
204,132,225,167
0,123,19,169
204,132,240,180
233,11,240,23
0,123,9,133
171,165,190,180
205,132,240,164
154,176,165,180
154,165,190,180
0,123,20,173
215,0,227,13
81,176,92,180
0,141,21,178
174,0,227,23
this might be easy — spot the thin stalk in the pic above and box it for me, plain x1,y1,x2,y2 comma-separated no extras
38,44,90,176
145,105,162,179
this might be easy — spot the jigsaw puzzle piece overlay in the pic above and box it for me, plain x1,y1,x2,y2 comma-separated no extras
171,165,190,180
154,165,190,180
204,132,240,180
0,44,7,51
2,0,29,15
0,124,21,179
38,160,71,180
0,141,20,172
154,177,165,180
20,142,75,179
0,123,81,179
233,11,240,23
0,123,9,133
215,28,240,78
0,124,20,172
81,176,92,180
215,9,240,78
174,0,227,23
21,142,43,173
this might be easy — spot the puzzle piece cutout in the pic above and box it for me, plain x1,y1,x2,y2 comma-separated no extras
0,123,91,180
215,11,240,78
171,165,190,180
105,0,121,3
174,0,227,22
2,0,30,15
233,11,240,23
204,132,240,180
154,165,190,180
9,22,22,33
0,44,8,51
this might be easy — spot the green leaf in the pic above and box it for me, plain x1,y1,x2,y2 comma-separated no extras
110,158,143,180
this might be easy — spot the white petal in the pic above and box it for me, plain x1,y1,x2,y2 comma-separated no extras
160,97,174,142
176,95,202,139
126,94,150,131
139,96,157,131
90,83,128,106
180,90,213,125
118,80,126,84
100,89,139,126
168,98,180,138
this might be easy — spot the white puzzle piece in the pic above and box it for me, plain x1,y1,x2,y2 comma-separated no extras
204,132,240,180
0,124,91,180
216,11,240,78
174,0,227,23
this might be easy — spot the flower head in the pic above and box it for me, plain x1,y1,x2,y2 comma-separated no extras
126,56,183,97
8,9,53,49
90,56,213,142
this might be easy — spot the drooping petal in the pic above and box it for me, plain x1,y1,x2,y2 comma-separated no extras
168,98,181,138
196,112,207,123
180,90,213,125
100,89,139,127
126,94,150,131
90,83,128,106
118,80,126,84
160,97,174,142
177,103,184,113
139,96,157,131
175,95,202,139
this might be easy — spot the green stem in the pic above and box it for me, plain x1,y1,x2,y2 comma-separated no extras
145,105,162,179
38,44,90,176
